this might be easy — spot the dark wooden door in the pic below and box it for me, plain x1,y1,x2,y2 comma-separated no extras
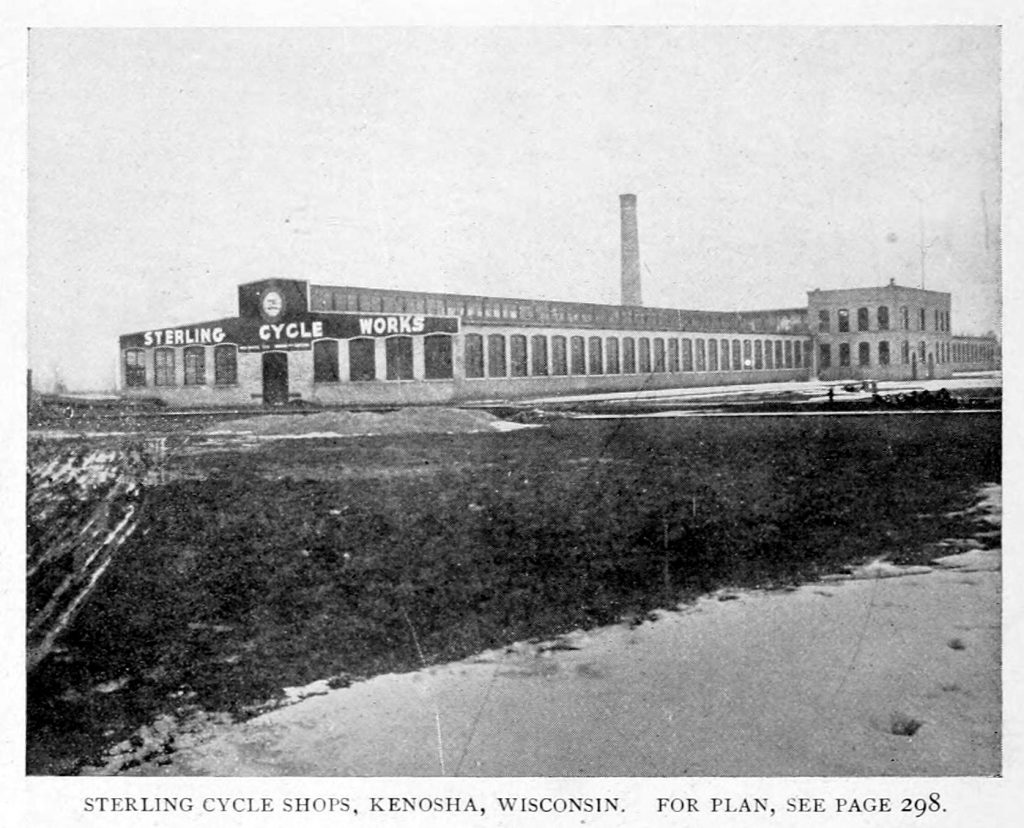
262,352,289,405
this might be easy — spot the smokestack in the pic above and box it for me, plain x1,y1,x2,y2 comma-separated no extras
620,193,642,306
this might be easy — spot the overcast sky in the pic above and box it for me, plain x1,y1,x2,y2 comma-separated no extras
27,26,1001,391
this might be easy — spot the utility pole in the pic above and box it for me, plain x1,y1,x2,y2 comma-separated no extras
918,198,926,289
913,193,940,290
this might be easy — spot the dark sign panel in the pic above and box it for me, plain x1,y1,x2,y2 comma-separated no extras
120,313,459,351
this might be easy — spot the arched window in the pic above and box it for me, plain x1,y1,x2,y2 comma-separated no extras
754,341,764,370
510,334,528,377
530,335,549,376
858,342,870,367
622,337,636,373
742,340,752,369
570,336,586,374
638,338,651,372
775,340,784,368
707,339,718,371
838,343,851,367
214,344,237,385
837,309,850,332
464,334,484,379
694,339,706,371
720,339,730,371
763,340,773,370
919,341,926,363
551,336,568,375
588,337,603,374
184,347,206,385
349,338,376,381
424,334,453,379
124,349,147,387
818,310,830,332
784,340,793,368
313,340,339,382
154,348,175,386
732,340,742,371
857,307,870,331
877,306,890,331
653,338,666,372
605,337,620,374
681,339,693,371
901,340,910,364
487,334,507,377
386,336,414,380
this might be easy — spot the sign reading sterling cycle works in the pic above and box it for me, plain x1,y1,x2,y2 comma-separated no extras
120,313,460,353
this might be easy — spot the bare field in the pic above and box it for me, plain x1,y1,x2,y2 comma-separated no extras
26,411,1001,775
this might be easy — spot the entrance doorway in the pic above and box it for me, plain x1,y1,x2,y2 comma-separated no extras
262,352,289,405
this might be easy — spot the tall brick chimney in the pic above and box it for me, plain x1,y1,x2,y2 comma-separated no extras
620,194,642,306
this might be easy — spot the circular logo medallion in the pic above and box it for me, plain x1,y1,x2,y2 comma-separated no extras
261,289,284,320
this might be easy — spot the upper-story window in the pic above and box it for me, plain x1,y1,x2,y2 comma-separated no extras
919,308,927,331
901,306,910,330
818,310,830,332
857,307,869,332
837,309,850,333
877,306,890,331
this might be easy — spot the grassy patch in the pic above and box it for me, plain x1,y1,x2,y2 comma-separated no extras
27,413,1000,773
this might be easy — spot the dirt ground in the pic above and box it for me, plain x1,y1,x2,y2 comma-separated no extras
101,484,1000,778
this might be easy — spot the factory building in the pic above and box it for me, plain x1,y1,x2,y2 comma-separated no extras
118,196,1000,407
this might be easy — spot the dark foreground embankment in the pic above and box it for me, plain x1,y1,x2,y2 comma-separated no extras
27,413,1000,774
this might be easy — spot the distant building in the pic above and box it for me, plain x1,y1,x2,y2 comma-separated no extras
117,199,1000,407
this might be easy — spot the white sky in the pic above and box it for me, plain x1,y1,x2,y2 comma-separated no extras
27,26,1001,391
